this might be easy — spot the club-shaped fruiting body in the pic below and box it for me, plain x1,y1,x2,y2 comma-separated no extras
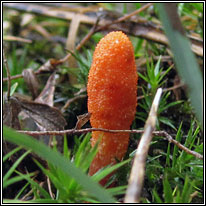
87,31,137,185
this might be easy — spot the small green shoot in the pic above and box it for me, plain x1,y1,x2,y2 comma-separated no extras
138,55,173,95
10,82,18,96
137,89,182,130
65,48,93,85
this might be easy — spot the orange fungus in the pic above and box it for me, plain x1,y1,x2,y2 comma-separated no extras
87,31,137,185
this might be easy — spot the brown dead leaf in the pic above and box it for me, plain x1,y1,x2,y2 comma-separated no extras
3,96,22,159
3,95,21,130
14,95,66,130
74,112,91,130
17,73,64,152
17,95,66,152
35,72,56,106
36,59,58,74
22,68,40,99
3,82,66,160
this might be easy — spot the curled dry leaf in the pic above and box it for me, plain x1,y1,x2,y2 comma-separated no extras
22,68,40,99
22,72,64,151
3,71,66,162
36,58,59,74
74,112,91,130
14,95,66,152
35,72,56,107
16,96,66,131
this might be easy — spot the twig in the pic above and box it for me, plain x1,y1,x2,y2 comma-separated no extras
20,188,33,201
47,176,55,199
59,14,101,64
3,35,32,43
61,87,87,112
19,170,39,201
18,127,142,136
113,3,153,23
3,73,24,82
3,48,11,100
124,88,163,203
16,126,203,159
137,82,185,100
154,130,203,159
61,94,87,113
74,87,87,96
96,3,153,32
16,127,203,160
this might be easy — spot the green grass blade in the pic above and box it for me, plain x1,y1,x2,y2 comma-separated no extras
63,134,70,159
15,170,50,199
3,146,22,162
156,3,203,127
3,199,60,204
92,159,130,183
138,71,149,82
14,182,30,200
152,188,163,203
3,172,35,188
166,143,171,167
107,185,127,196
3,126,116,203
181,176,193,203
163,176,173,203
172,122,183,168
3,150,30,182
10,82,18,96
158,116,176,130
154,55,161,77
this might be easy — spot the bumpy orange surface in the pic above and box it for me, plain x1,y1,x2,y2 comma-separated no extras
87,31,137,185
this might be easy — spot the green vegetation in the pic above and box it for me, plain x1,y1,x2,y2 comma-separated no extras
3,3,203,203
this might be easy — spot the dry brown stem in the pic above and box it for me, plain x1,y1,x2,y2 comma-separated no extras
124,88,162,203
17,127,203,160
3,48,11,100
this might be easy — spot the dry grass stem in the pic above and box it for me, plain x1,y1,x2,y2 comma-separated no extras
3,48,11,100
124,88,162,203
